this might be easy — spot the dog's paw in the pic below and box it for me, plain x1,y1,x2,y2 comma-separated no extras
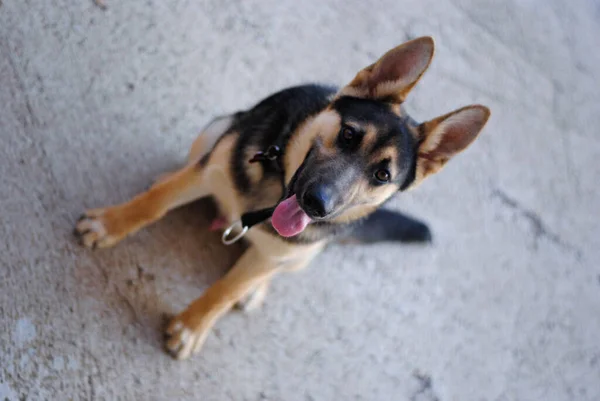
165,315,210,360
73,208,123,249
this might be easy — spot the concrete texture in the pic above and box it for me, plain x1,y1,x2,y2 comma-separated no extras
1,0,599,400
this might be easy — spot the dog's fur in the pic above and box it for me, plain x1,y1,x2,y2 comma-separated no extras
74,37,489,360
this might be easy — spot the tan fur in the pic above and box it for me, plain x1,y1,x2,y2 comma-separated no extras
235,279,271,311
360,124,379,153
329,177,398,224
370,146,399,176
283,110,341,184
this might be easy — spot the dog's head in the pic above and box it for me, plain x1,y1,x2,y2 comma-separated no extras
273,37,490,237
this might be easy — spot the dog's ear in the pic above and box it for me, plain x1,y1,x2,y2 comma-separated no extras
407,105,490,189
338,36,434,103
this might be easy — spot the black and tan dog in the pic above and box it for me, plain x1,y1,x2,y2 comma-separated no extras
74,37,489,360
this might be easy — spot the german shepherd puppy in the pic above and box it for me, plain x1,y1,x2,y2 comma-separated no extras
74,37,490,360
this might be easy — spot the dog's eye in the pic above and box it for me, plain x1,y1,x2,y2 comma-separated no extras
337,125,362,151
340,126,356,143
374,169,391,183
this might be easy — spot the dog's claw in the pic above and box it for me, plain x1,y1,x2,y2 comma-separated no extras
164,316,209,360
73,209,120,249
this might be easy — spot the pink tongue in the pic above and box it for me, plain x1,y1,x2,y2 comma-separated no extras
271,195,312,237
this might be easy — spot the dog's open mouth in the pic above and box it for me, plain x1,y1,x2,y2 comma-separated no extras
271,194,312,237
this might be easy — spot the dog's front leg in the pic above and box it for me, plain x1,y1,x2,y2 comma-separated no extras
165,246,279,360
74,164,208,248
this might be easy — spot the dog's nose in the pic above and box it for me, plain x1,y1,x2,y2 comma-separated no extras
302,183,336,218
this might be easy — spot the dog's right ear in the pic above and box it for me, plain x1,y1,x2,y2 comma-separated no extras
338,36,434,103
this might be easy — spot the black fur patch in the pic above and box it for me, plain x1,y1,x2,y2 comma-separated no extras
230,84,337,194
341,208,432,244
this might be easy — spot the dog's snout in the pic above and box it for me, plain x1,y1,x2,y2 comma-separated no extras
301,183,336,218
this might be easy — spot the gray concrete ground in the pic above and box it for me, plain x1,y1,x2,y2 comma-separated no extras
1,0,599,400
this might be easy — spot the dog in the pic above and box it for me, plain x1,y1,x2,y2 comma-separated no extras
74,36,490,360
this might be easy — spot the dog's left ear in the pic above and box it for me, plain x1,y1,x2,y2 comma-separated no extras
338,36,434,103
407,105,490,189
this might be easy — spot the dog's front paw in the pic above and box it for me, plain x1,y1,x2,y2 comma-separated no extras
165,314,210,360
73,208,125,249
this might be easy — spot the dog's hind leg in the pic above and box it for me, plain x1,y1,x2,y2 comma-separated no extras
74,164,209,249
340,209,432,244
188,114,237,163
153,114,238,185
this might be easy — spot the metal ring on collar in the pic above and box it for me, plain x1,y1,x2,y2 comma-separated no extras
221,220,249,245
